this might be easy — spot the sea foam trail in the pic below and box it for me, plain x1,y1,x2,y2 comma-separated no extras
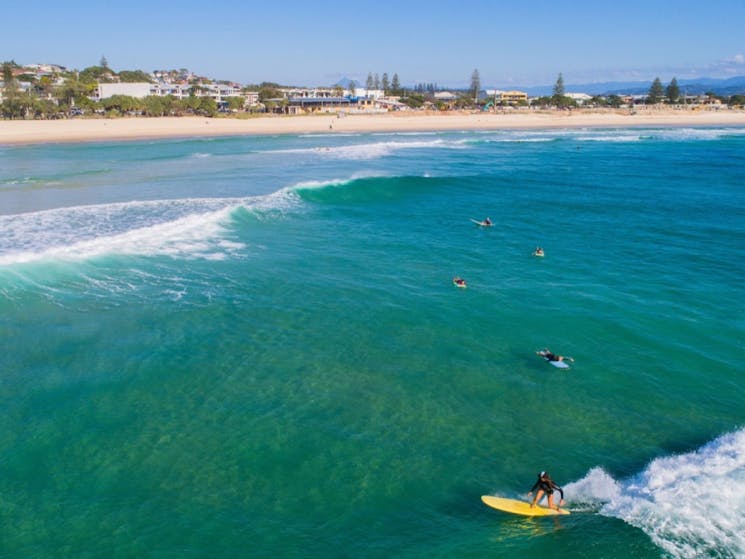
0,189,299,265
565,428,745,558
264,137,467,160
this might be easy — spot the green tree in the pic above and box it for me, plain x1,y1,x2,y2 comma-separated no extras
551,73,574,107
366,73,374,91
374,73,380,89
348,80,356,96
55,77,95,109
391,73,400,95
470,68,481,102
258,85,282,102
553,73,565,97
143,95,167,116
198,96,217,117
647,77,664,104
400,93,425,109
531,96,552,108
226,96,245,111
119,70,153,83
666,77,680,103
382,73,389,94
79,65,115,84
102,94,142,114
100,55,109,69
2,61,19,103
38,75,55,97
455,92,475,109
2,61,17,84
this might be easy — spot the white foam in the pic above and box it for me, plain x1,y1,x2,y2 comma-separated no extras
566,429,745,558
0,208,236,264
290,172,387,192
265,138,466,160
0,190,301,266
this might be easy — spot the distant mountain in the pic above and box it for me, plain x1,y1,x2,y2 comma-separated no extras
491,76,745,97
334,77,355,88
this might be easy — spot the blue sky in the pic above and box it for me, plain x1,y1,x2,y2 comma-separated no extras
3,0,744,87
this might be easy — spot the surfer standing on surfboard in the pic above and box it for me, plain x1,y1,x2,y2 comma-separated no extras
528,471,565,510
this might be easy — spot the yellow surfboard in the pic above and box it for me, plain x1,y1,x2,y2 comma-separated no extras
481,495,570,516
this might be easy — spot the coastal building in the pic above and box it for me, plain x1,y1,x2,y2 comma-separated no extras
434,91,457,102
375,98,409,111
485,90,529,105
93,81,246,105
566,92,592,105
286,96,352,114
96,82,152,100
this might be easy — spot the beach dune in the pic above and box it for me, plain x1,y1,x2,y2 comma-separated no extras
1,109,744,145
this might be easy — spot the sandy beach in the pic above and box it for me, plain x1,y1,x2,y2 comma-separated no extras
1,109,744,145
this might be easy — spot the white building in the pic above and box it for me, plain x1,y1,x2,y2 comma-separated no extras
434,91,457,101
96,82,152,100
566,92,592,104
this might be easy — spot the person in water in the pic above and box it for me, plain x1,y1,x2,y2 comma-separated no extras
537,348,574,363
453,276,467,287
484,217,492,226
533,247,544,256
528,471,565,510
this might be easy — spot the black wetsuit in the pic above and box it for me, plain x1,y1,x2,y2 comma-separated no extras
530,478,564,500
540,351,560,362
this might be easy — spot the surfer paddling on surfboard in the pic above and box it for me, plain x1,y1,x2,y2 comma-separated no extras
528,471,565,511
470,217,493,227
453,276,467,288
537,348,574,365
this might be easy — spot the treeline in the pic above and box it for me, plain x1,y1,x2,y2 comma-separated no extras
0,60,253,119
363,72,402,96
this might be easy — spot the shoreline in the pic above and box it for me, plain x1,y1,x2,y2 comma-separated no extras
2,109,745,146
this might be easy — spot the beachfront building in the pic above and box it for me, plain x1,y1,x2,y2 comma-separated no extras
285,96,352,114
95,82,152,100
566,92,592,105
93,80,247,106
375,98,409,111
485,89,529,105
434,91,457,102
433,91,458,109
281,86,388,114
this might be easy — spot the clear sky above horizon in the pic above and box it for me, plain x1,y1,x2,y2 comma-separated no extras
4,0,744,88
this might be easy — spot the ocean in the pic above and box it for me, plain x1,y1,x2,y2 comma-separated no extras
1,126,744,558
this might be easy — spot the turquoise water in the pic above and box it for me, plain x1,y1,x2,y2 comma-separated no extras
1,127,744,558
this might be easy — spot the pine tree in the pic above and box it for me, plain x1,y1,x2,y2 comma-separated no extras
381,73,389,94
366,73,374,91
553,73,565,97
666,77,680,104
648,77,664,104
470,69,481,102
391,73,400,95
